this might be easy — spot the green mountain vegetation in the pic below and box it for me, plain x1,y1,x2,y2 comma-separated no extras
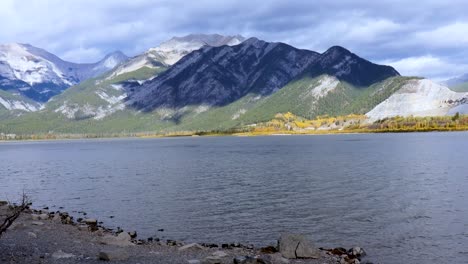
0,75,417,136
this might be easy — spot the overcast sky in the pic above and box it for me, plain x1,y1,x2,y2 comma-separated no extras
1,0,467,80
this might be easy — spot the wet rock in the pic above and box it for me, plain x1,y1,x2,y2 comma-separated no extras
0,201,8,206
129,231,137,239
52,250,75,259
348,247,366,259
260,246,278,254
327,247,347,256
167,239,178,246
277,233,320,259
84,218,97,225
27,232,37,239
340,255,360,264
98,250,130,261
179,243,205,251
201,243,219,248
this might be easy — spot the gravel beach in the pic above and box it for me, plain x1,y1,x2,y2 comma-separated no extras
0,203,363,264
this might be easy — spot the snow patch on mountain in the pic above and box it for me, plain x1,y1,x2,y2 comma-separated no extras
96,90,127,105
0,43,127,103
366,79,468,120
0,96,41,111
55,99,125,120
0,43,70,86
110,34,245,78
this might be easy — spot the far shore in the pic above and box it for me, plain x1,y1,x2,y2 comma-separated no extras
1,127,468,143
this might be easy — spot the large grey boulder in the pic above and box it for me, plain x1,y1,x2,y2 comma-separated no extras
277,234,320,259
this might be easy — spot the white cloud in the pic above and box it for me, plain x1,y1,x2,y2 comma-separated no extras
413,22,468,48
1,0,468,81
380,56,468,81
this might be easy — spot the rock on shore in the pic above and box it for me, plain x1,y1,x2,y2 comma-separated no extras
0,203,350,263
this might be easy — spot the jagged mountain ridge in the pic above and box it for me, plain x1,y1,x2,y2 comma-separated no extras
109,34,245,78
0,43,128,103
127,38,400,112
44,34,247,121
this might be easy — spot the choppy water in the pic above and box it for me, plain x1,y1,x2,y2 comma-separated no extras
0,133,467,264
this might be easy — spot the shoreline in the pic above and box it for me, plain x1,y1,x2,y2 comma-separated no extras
0,202,368,264
0,128,467,143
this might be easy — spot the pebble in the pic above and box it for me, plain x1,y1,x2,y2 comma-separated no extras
211,251,228,258
31,221,44,226
188,260,201,264
201,256,222,264
52,214,61,222
27,232,37,239
31,214,40,220
52,250,75,259
38,213,48,220
179,243,206,251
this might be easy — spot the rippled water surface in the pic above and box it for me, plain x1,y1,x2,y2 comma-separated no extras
1,133,467,263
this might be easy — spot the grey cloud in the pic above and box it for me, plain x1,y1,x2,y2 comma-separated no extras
0,0,467,79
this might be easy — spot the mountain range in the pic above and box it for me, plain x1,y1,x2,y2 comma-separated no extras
0,34,467,134
0,43,127,105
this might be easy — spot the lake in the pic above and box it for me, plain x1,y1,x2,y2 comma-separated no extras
0,133,467,263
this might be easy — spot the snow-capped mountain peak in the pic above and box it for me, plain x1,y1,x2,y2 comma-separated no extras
150,34,246,65
0,43,128,104
93,51,128,71
110,34,246,78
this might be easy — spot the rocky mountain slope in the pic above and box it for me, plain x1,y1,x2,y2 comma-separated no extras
44,34,246,121
109,34,245,78
1,35,466,134
126,38,399,114
366,79,468,120
0,43,127,105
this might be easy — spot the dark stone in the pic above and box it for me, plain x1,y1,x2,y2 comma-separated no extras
348,247,366,259
167,240,177,246
260,246,277,253
330,247,347,256
200,243,218,248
